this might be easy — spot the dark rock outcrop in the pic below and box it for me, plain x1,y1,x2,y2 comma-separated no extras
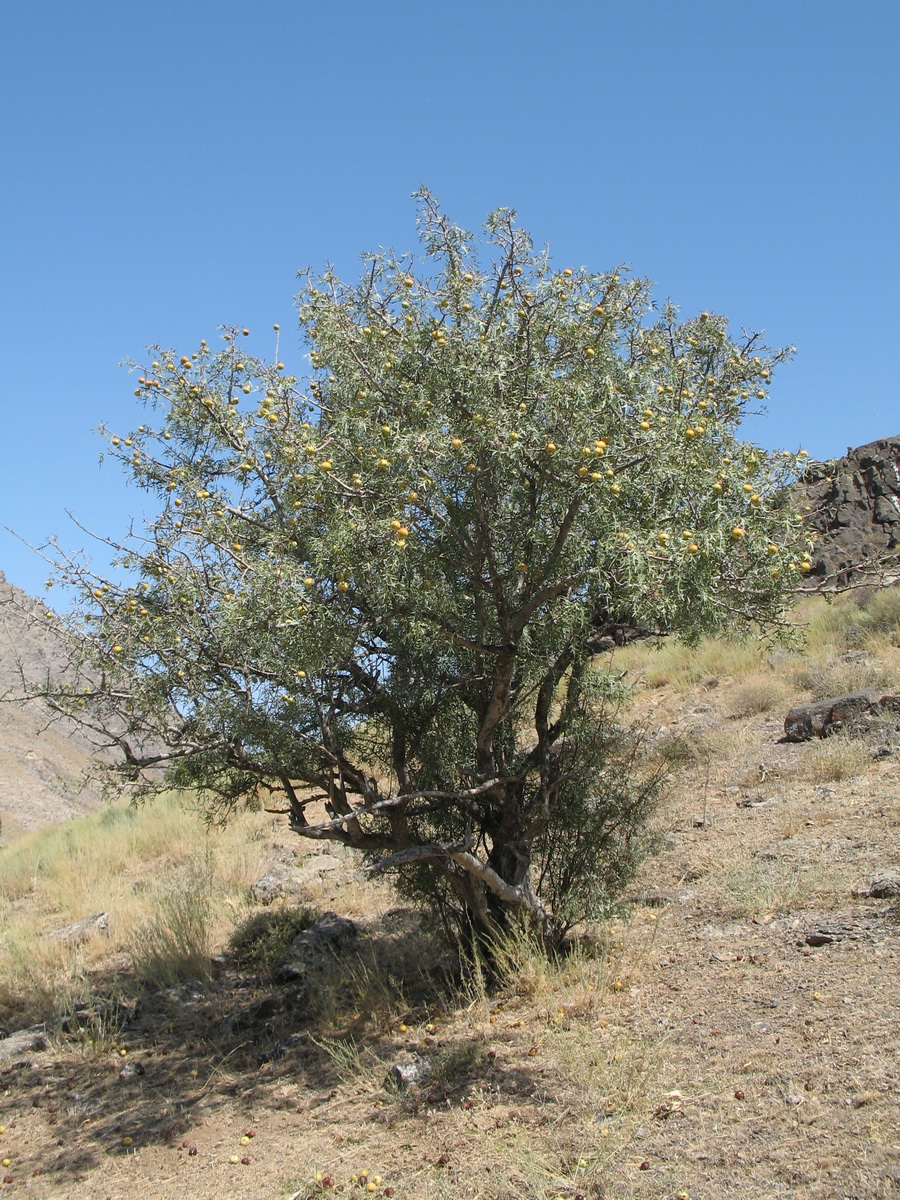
783,690,900,741
803,437,900,584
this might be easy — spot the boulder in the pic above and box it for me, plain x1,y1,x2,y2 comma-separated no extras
0,1024,47,1062
45,911,109,942
386,1056,433,1089
252,862,304,903
867,869,900,898
783,690,888,741
272,911,358,985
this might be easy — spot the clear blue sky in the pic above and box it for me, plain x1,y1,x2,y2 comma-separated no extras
1,0,897,597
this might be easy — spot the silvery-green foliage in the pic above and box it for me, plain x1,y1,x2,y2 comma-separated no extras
43,191,810,945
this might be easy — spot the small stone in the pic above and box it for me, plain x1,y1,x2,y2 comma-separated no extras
386,1056,433,1089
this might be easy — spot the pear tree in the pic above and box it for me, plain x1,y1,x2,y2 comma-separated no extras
43,192,811,946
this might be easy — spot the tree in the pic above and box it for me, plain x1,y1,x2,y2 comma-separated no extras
41,192,811,947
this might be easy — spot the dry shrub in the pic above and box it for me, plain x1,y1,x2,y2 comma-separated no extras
858,583,900,640
790,655,900,701
729,672,792,716
227,905,319,974
130,857,214,987
648,727,712,767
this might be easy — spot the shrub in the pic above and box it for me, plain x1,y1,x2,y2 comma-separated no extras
38,192,809,949
228,906,318,973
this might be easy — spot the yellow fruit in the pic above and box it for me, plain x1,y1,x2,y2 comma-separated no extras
731,527,745,539
578,465,589,477
685,428,696,439
377,458,391,469
585,347,595,357
398,526,409,538
687,543,699,554
451,437,463,449
712,482,723,493
657,532,669,545
390,519,402,531
337,581,349,592
610,483,621,494
640,420,650,431
403,276,414,287
517,562,527,572
381,424,391,434
545,442,556,452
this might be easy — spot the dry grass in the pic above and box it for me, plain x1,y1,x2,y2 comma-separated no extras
610,586,900,702
0,793,271,1026
707,854,827,920
803,735,873,782
612,634,769,689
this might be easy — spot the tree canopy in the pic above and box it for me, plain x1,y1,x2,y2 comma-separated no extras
43,192,811,944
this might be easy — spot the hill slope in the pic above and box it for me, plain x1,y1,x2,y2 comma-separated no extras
0,571,104,840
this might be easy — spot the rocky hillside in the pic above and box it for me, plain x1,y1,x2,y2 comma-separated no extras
0,572,103,840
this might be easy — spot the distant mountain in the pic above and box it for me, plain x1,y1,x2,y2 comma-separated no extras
0,571,104,841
